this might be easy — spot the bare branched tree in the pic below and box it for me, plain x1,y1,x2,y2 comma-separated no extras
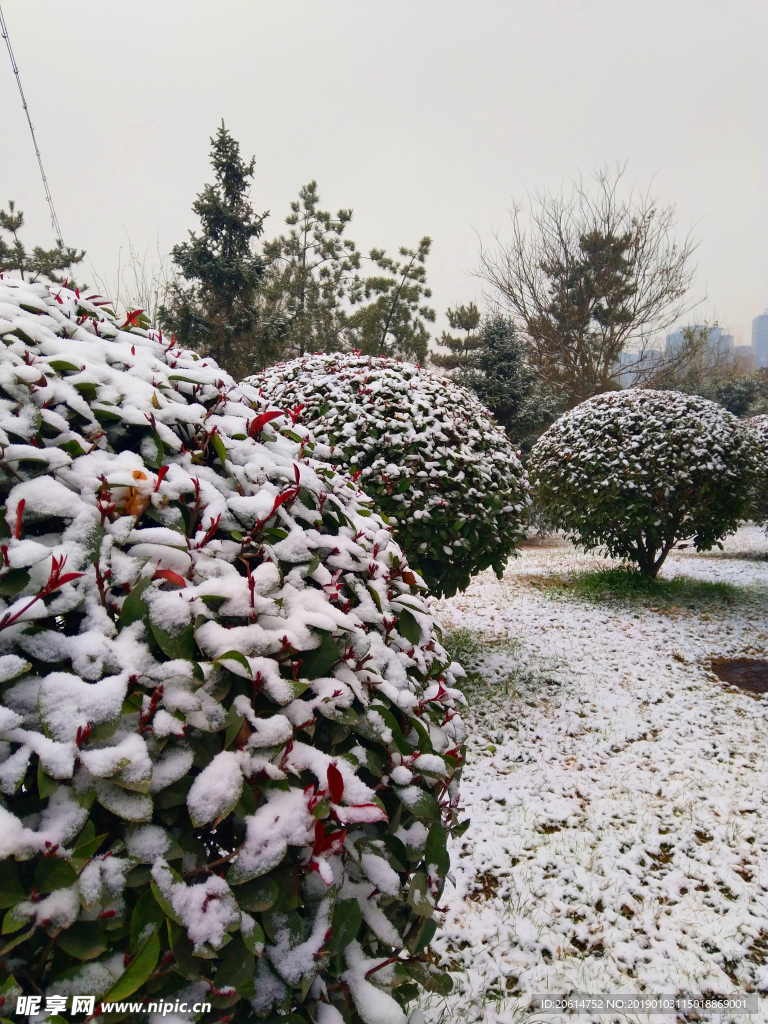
478,164,701,406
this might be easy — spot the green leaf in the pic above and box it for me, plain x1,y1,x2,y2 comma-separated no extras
327,898,361,955
37,761,59,800
451,818,471,838
405,916,437,954
150,621,195,661
210,431,228,468
241,916,265,955
397,608,421,645
153,775,192,810
215,650,251,676
118,575,153,629
234,782,256,818
233,876,279,911
167,918,197,979
1,906,28,935
56,921,107,961
369,705,413,756
213,935,255,998
143,432,165,469
48,359,84,373
70,833,108,868
299,632,339,679
102,928,159,1001
0,925,35,955
406,871,433,917
130,890,166,953
0,569,30,597
395,786,440,823
34,857,78,894
262,908,302,946
150,880,182,925
0,862,25,908
425,824,449,877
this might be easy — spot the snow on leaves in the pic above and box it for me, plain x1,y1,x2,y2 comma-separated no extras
248,352,530,597
530,389,762,576
0,276,466,1023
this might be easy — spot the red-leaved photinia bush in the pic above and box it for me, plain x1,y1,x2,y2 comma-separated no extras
530,389,761,577
745,414,768,525
0,276,466,1023
248,353,529,598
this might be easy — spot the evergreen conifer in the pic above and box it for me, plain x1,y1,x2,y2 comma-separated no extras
159,123,280,376
348,237,435,362
432,301,483,371
0,200,84,281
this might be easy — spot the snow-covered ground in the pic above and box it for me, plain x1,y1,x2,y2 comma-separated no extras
425,526,768,1023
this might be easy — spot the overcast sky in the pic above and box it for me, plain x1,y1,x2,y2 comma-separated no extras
1,1,766,345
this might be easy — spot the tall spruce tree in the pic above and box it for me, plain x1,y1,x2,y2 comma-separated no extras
0,200,85,281
459,314,559,448
260,182,362,357
159,123,279,377
348,236,435,362
431,301,483,371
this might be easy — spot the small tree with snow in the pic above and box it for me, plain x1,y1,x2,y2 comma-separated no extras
0,277,466,1022
530,390,761,577
248,353,530,597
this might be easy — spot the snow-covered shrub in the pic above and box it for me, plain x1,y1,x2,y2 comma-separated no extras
248,353,529,597
529,389,761,577
745,414,768,525
0,277,467,1022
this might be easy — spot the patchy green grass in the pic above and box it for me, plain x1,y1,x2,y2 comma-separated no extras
550,565,743,607
440,628,558,720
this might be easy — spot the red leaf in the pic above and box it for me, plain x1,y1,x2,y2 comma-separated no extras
249,410,282,438
154,569,187,588
121,309,145,329
55,572,85,587
269,488,297,518
327,763,344,804
14,499,25,539
324,827,347,856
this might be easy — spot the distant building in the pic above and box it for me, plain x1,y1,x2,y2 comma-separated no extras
666,326,734,362
752,313,768,369
615,349,663,387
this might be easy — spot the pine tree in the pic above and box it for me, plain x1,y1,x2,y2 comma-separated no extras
158,123,278,377
260,182,362,357
347,237,435,363
431,301,483,371
0,200,84,281
459,314,559,448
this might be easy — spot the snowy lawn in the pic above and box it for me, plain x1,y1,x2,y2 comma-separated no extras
424,526,768,1023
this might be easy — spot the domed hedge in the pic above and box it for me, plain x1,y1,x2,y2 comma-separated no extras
530,389,761,577
0,277,467,1023
248,354,529,597
745,414,768,526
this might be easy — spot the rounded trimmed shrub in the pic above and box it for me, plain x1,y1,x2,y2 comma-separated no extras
529,389,762,577
0,277,467,1023
745,414,768,525
248,353,529,597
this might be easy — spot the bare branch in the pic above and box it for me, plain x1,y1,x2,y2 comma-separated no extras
477,164,701,406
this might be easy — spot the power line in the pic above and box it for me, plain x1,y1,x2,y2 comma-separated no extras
0,1,65,245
